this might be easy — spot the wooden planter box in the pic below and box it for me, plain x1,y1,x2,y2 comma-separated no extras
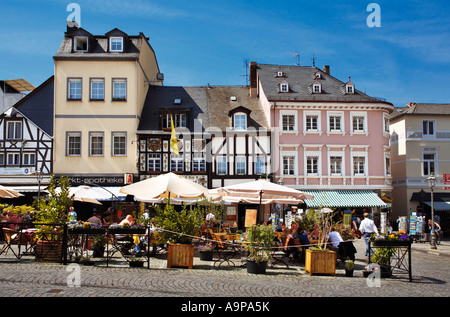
35,241,62,263
167,244,194,269
305,249,336,276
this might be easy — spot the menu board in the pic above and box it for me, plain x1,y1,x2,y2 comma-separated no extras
245,209,257,227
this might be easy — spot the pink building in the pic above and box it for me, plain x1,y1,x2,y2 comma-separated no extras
250,62,395,220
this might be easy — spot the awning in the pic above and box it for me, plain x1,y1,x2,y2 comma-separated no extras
301,190,387,208
424,201,450,211
3,79,35,92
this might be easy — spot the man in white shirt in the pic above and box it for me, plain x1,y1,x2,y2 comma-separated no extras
327,228,344,248
359,212,379,256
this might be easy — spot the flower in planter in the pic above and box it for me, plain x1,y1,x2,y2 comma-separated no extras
198,243,214,252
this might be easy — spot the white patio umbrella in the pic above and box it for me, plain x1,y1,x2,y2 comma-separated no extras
210,179,314,205
120,172,219,204
56,185,106,205
0,185,24,199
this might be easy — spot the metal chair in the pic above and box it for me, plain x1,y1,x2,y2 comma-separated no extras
212,233,237,267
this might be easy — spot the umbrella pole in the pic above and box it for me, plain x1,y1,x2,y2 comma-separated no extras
259,190,263,224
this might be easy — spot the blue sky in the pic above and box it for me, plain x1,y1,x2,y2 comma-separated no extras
1,0,450,107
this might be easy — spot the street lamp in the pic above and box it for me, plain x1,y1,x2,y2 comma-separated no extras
427,174,437,250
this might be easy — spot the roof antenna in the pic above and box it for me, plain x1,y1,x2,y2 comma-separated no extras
241,59,249,86
312,53,317,68
286,52,300,66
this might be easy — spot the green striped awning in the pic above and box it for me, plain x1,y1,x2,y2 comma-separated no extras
302,190,387,208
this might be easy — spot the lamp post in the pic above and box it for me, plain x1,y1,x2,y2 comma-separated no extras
427,174,437,250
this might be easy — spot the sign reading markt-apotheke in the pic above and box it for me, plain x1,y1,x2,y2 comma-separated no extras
62,176,126,186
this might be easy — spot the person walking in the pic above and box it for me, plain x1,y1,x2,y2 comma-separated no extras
359,212,378,257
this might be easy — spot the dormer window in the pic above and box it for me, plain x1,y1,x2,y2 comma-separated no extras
110,37,123,52
234,113,247,131
280,80,289,93
74,36,88,52
315,72,322,79
313,82,321,93
173,98,182,105
345,76,355,94
277,71,284,77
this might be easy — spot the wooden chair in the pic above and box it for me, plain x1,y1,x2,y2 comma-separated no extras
212,233,237,267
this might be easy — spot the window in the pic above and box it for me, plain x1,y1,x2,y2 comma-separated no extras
0,154,4,166
330,156,342,175
67,132,81,156
161,113,187,129
384,116,390,134
6,121,22,140
234,113,247,131
112,79,127,101
68,78,82,100
110,37,123,52
148,154,161,172
313,83,321,93
329,115,341,132
90,79,105,100
255,157,265,175
216,156,227,175
352,116,365,132
346,84,354,94
306,156,318,175
306,115,318,131
170,153,184,171
385,156,391,176
7,153,20,166
235,157,246,175
89,132,104,156
74,36,88,52
112,132,126,156
23,153,36,166
280,81,289,92
423,120,435,136
282,156,295,175
423,152,435,176
193,153,206,172
353,156,366,175
282,115,295,131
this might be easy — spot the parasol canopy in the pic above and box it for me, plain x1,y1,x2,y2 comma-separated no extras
0,185,24,199
55,185,107,205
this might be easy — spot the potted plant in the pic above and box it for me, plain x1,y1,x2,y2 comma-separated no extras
92,234,107,258
198,243,214,261
154,200,205,269
245,224,274,274
344,258,354,277
33,174,72,263
129,256,145,268
304,208,337,276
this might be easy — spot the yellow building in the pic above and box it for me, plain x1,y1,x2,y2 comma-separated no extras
53,27,163,187
390,103,450,228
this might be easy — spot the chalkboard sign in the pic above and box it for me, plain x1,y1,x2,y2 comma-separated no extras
245,209,257,227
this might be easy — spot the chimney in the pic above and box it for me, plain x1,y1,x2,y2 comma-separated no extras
250,62,257,98
323,65,330,75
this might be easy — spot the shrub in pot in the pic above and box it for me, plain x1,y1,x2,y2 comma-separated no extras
344,258,354,277
245,224,274,274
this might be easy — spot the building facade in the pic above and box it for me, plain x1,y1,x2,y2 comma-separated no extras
250,62,394,222
53,27,163,189
389,103,450,229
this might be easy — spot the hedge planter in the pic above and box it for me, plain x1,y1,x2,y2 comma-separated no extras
167,244,194,269
35,240,62,263
68,229,106,235
372,240,411,247
246,260,268,274
199,250,214,261
108,229,146,235
305,249,336,276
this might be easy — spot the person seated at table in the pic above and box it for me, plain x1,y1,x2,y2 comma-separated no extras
87,213,103,225
327,227,344,252
120,214,135,226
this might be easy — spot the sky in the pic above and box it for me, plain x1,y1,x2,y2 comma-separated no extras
1,0,450,107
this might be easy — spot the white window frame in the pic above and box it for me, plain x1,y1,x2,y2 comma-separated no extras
346,84,354,94
280,110,297,132
305,155,319,176
66,132,81,156
234,113,247,131
281,151,297,176
328,152,344,176
89,132,104,156
280,81,289,92
7,153,20,166
313,83,321,93
112,78,127,101
422,148,436,176
384,154,391,177
254,156,266,175
327,111,344,134
235,156,247,175
352,154,367,176
74,36,88,52
422,120,435,137
90,78,105,101
170,153,184,172
68,78,82,100
112,132,127,156
148,154,161,172
23,152,36,166
216,156,227,175
193,153,206,172
383,113,390,135
110,37,124,52
303,111,321,134
350,111,368,135
6,121,22,140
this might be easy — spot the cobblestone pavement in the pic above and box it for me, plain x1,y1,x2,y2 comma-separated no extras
0,239,448,299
